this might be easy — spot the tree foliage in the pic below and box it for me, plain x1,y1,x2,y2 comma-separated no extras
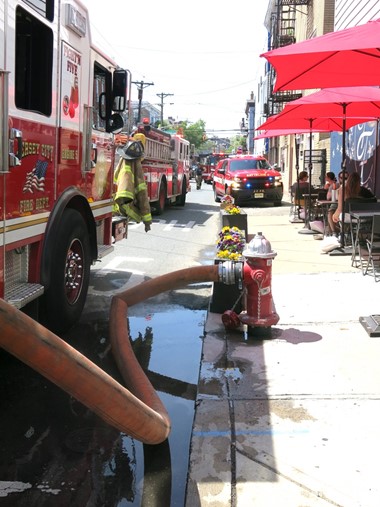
229,135,247,153
180,120,207,149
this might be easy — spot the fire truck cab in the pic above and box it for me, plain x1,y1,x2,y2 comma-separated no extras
0,0,128,333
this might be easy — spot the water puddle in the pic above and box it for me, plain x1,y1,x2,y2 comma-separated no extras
0,306,206,506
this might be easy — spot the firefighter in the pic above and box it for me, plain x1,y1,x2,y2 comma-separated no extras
114,136,152,232
195,164,203,190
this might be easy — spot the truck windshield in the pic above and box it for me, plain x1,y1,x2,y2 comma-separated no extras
209,154,226,166
230,159,271,171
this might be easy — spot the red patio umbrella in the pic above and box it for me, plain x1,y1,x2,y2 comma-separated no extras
260,18,380,92
257,86,380,245
257,86,380,189
276,86,380,120
257,113,368,133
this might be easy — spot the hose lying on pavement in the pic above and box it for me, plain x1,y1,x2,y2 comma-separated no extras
0,298,168,443
0,265,219,445
109,265,220,444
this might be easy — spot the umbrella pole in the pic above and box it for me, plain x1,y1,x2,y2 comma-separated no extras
299,121,315,235
330,106,352,256
290,135,303,223
341,109,347,247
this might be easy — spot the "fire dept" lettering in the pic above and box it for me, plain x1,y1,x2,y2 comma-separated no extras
19,200,33,213
19,197,50,214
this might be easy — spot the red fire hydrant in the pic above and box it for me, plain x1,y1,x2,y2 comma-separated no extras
218,232,279,331
239,232,279,328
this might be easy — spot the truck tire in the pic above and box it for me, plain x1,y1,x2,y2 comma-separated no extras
176,179,187,206
155,181,167,215
41,209,91,334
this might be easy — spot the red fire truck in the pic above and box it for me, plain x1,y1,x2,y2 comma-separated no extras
0,0,129,333
198,152,229,184
132,120,191,215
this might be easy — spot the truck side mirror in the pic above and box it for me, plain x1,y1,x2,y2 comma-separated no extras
112,69,127,112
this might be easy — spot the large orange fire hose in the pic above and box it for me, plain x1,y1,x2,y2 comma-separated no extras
0,265,219,444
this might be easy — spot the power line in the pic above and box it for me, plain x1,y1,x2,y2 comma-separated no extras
205,129,247,133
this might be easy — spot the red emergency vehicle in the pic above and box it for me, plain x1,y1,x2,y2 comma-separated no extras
1,0,129,333
213,155,284,206
133,120,191,214
199,152,229,184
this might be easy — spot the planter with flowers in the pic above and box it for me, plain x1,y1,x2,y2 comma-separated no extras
216,226,246,261
210,226,246,314
219,195,248,238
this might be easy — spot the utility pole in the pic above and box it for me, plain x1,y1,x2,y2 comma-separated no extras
132,80,154,123
156,92,174,126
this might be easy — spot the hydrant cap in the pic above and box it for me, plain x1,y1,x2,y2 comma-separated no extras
243,232,277,259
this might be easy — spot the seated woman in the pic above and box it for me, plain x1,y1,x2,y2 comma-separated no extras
332,171,376,225
324,171,339,201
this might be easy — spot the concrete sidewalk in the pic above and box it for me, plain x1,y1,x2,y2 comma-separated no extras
186,208,380,507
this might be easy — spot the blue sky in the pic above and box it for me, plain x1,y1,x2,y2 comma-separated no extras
83,0,269,135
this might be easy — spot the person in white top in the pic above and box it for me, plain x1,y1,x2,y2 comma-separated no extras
324,171,339,201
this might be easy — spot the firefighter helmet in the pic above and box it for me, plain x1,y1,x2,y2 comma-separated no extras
117,140,144,160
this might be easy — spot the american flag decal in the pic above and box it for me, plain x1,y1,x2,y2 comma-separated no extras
23,160,48,193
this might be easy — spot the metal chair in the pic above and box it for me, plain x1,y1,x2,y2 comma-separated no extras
348,200,380,270
363,214,380,282
288,188,305,223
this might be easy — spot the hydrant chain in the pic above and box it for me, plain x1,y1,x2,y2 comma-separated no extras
255,278,262,320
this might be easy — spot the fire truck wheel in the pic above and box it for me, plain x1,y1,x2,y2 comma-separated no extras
41,209,91,334
155,181,167,215
176,179,187,206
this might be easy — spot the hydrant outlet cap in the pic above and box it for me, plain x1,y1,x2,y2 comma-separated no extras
243,232,277,259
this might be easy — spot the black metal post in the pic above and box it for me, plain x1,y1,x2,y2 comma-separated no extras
298,119,315,235
295,135,302,220
330,103,352,256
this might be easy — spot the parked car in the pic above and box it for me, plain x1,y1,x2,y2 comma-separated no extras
213,155,283,206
